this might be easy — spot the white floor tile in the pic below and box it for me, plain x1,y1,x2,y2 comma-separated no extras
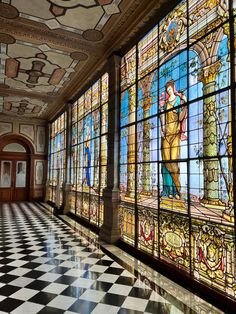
47,295,77,310
9,277,34,287
88,265,108,273
91,303,119,314
71,277,95,288
122,296,148,312
38,272,61,282
8,267,31,277
108,283,133,296
10,288,38,301
11,301,44,314
97,273,119,283
79,289,106,302
42,282,68,294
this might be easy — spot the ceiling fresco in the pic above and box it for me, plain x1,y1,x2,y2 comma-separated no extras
1,38,79,94
0,0,169,120
0,96,47,117
11,0,121,38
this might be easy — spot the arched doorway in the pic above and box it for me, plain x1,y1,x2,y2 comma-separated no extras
0,135,34,202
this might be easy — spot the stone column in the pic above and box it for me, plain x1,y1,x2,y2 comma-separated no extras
44,180,50,203
63,105,72,214
99,55,121,243
198,60,224,207
44,124,51,203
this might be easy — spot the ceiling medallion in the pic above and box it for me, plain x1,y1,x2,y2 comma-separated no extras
0,33,16,45
70,51,88,61
82,29,104,42
0,3,19,19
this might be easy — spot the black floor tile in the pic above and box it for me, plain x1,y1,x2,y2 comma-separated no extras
0,284,20,296
90,280,113,292
116,276,136,286
68,299,97,313
0,297,24,312
95,260,113,266
20,255,37,261
145,300,171,313
25,270,45,279
128,287,152,299
118,309,144,314
100,292,126,307
37,306,65,314
29,291,57,305
0,265,16,273
54,275,77,285
81,271,101,280
61,286,86,298
0,274,18,283
49,266,69,274
26,279,51,291
23,262,42,269
0,258,15,265
105,267,124,275
45,259,61,266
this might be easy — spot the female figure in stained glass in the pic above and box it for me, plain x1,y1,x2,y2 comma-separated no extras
84,125,91,187
160,79,187,199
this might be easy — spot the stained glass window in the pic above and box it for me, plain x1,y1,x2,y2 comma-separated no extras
48,112,67,206
119,0,235,299
70,73,108,227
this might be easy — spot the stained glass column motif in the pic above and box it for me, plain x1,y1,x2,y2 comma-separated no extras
139,74,155,194
126,89,136,199
198,61,223,207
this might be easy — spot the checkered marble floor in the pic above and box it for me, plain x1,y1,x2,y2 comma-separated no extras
0,203,220,314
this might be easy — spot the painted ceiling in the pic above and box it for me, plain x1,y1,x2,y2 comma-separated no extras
0,0,170,120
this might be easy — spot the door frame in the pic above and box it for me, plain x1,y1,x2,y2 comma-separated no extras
0,134,35,201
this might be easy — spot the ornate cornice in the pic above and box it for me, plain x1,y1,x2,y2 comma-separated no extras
0,17,105,54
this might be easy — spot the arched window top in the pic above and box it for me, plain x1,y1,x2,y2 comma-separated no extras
2,143,26,153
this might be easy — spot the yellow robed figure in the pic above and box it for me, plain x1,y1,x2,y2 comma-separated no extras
160,80,187,199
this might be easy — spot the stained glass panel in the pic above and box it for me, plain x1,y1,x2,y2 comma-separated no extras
138,25,158,79
189,0,229,42
160,212,190,271
121,46,136,92
119,0,234,300
48,112,67,205
191,220,235,297
70,74,108,227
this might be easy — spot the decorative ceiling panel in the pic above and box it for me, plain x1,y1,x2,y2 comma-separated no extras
0,95,47,117
1,38,79,94
9,0,121,39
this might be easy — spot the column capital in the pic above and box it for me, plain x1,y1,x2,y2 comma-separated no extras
198,60,222,85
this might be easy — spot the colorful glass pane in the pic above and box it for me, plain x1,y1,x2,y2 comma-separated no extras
119,0,234,300
121,46,136,92
189,0,229,42
138,25,158,79
48,112,67,205
70,74,108,227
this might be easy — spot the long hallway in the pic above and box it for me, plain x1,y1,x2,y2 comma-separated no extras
0,202,222,314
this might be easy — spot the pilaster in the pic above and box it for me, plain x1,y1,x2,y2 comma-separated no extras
99,54,121,243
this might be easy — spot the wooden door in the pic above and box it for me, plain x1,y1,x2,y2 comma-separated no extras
0,159,29,202
0,160,13,202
